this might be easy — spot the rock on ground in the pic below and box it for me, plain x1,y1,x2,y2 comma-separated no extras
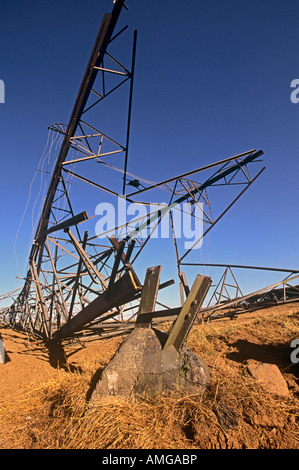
89,326,210,403
247,360,290,399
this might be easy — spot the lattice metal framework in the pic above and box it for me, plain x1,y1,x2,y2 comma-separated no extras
2,1,295,343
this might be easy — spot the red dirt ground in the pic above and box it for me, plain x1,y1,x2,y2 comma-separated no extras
0,302,298,449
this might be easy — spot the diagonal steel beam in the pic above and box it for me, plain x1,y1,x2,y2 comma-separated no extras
51,269,141,342
163,274,212,352
135,266,162,327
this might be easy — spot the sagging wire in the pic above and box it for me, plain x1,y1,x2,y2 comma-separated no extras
15,130,63,279
97,160,174,194
27,131,63,273
14,128,52,280
31,130,63,236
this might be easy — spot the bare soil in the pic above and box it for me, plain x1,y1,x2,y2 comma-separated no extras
0,302,298,449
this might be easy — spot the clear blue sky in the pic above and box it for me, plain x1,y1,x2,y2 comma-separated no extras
0,0,299,307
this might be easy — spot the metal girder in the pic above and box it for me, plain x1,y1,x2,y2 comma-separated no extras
66,228,108,289
182,263,299,274
29,260,50,338
135,266,162,327
52,269,141,342
125,149,258,198
16,0,131,317
163,274,212,352
1,1,272,348
37,211,89,240
120,150,264,249
197,273,299,322
34,0,127,251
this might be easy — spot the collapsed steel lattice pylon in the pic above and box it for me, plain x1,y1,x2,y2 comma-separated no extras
2,0,295,344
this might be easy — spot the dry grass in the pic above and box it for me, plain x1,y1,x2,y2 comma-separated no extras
0,366,200,449
0,305,298,449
